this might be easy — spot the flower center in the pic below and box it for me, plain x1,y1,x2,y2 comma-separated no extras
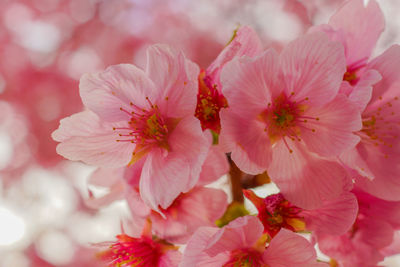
195,70,228,133
259,93,313,150
358,96,400,158
114,97,170,145
114,98,174,165
343,58,367,86
244,190,305,238
100,234,162,267
223,248,266,267
343,70,358,85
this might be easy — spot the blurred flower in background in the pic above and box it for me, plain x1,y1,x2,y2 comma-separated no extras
1,0,400,266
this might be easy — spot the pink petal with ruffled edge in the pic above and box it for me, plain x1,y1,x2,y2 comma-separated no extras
180,227,229,267
140,148,190,212
301,192,358,235
146,44,199,118
328,0,384,65
197,145,229,186
300,94,361,157
280,32,346,107
269,140,351,209
381,232,400,257
340,148,375,180
352,82,400,200
151,187,228,244
206,25,263,91
347,69,381,112
316,231,385,267
159,250,181,267
139,116,209,211
204,216,264,257
221,50,278,118
355,189,400,228
263,229,326,267
80,64,158,122
220,110,272,175
367,45,400,106
354,143,400,201
52,110,133,167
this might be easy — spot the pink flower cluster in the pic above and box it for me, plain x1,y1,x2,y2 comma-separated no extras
53,0,400,266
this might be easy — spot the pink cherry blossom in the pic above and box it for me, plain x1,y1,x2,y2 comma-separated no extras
309,0,384,112
341,46,400,200
314,189,400,267
53,44,210,210
219,31,361,209
309,0,400,201
180,215,326,267
244,189,358,238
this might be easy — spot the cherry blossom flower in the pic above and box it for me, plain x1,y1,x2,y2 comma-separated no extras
180,215,326,267
314,189,400,267
219,31,361,209
53,44,210,210
244,189,358,238
313,0,400,200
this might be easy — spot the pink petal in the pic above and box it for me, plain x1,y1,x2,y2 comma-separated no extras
159,250,181,267
354,141,400,201
145,44,199,118
347,69,381,112
263,229,323,267
221,49,279,118
80,64,158,122
340,148,375,180
269,140,350,209
180,227,229,267
52,111,133,167
207,25,263,90
219,110,271,175
157,249,182,267
280,32,346,107
139,116,209,210
151,187,228,243
355,218,394,251
301,192,358,235
139,148,190,211
316,231,385,266
125,186,151,218
355,190,400,228
197,145,229,186
205,216,264,257
167,116,209,190
124,156,146,187
367,45,400,104
300,94,361,157
381,231,400,257
329,0,384,65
